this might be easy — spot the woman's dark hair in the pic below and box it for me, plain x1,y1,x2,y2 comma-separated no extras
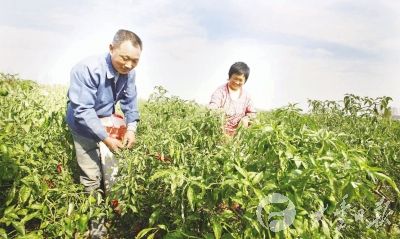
228,62,250,82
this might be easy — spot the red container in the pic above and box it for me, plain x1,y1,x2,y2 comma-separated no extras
100,114,127,140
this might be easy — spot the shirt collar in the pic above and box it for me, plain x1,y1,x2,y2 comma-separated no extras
105,53,118,79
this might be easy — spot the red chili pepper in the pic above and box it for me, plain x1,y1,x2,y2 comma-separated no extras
111,199,119,208
57,163,62,173
154,152,172,163
44,179,55,188
155,153,164,161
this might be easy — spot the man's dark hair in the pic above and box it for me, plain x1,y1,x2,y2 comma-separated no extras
228,62,250,82
112,29,143,50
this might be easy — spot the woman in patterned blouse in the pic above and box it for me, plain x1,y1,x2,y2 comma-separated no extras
209,62,256,135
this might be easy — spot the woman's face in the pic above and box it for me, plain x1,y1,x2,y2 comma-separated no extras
228,73,246,91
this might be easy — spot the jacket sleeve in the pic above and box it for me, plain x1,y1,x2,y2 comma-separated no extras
120,73,140,124
68,64,108,141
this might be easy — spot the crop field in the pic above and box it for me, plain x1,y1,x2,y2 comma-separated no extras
1,73,399,238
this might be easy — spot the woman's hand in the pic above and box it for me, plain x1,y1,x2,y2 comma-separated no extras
241,116,250,128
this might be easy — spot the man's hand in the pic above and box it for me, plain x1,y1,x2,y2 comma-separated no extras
123,130,136,149
102,137,124,152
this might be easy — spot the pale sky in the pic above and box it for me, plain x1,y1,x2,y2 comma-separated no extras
1,0,399,110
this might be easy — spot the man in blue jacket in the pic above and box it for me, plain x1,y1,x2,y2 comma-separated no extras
66,29,142,194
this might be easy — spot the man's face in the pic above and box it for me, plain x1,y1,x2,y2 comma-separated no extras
228,73,246,91
109,40,141,75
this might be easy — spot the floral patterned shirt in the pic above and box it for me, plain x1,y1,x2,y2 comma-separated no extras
209,83,256,134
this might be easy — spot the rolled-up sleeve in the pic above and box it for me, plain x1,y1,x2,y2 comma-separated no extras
245,97,257,118
68,65,108,141
120,74,140,124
